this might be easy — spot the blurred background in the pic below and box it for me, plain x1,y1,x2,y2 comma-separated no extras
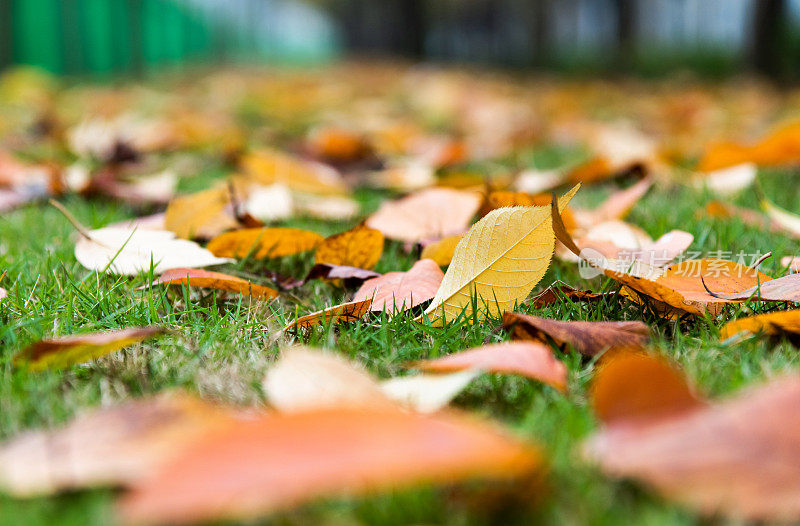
1,0,800,80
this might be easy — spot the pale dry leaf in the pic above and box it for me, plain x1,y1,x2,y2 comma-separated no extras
263,346,395,412
75,227,233,276
379,370,481,414
366,187,482,243
694,163,756,196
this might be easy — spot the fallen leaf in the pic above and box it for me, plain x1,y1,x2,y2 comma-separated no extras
412,342,567,391
760,190,800,237
552,200,749,317
502,312,649,357
282,298,373,332
654,259,772,314
379,370,481,413
353,259,444,314
0,392,238,497
241,149,348,195
119,407,541,525
315,223,384,269
693,163,756,196
720,309,800,341
148,268,278,301
306,126,369,161
304,263,381,288
590,352,705,427
14,327,164,371
293,192,359,220
263,346,395,412
703,272,800,302
585,361,800,520
419,233,464,267
264,346,479,413
526,283,610,308
577,177,653,225
366,187,482,243
422,185,579,325
514,168,565,194
75,227,233,276
242,183,294,222
164,184,239,240
207,227,323,260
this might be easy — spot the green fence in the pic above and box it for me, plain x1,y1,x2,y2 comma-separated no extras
0,0,334,76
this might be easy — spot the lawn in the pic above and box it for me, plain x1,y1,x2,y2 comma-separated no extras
1,68,799,525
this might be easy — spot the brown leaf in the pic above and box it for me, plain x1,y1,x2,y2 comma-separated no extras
0,392,237,496
207,227,323,260
366,187,482,243
282,298,373,332
720,309,800,341
118,408,541,524
14,327,164,371
314,223,384,270
412,342,567,391
590,352,705,427
502,312,649,357
526,283,610,308
304,263,381,288
353,259,444,314
585,366,800,520
148,268,278,300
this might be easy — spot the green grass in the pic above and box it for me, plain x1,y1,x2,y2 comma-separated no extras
1,160,800,526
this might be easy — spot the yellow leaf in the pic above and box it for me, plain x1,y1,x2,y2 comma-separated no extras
164,183,239,240
315,223,384,270
241,149,348,196
420,234,462,266
422,185,579,325
207,227,323,260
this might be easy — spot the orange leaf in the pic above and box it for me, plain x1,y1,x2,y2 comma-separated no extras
586,372,800,520
590,352,705,427
14,327,164,371
502,312,649,357
118,408,541,524
353,259,443,314
720,309,800,341
207,227,323,260
149,268,278,300
314,223,384,270
704,273,800,302
412,342,567,391
0,392,238,496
